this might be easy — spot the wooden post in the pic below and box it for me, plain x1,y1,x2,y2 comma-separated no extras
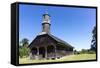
54,46,57,59
37,47,39,59
37,47,39,55
45,47,47,59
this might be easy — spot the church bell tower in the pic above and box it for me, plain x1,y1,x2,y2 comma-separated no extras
42,11,51,33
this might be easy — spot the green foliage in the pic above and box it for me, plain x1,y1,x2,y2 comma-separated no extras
19,38,30,58
20,38,29,47
19,46,30,58
78,49,96,54
74,50,80,55
90,26,96,51
88,50,96,54
79,49,88,54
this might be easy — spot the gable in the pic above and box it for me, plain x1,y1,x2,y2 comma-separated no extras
29,33,74,49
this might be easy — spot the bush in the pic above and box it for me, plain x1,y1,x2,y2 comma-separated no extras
88,50,96,54
79,49,96,54
74,50,80,55
79,49,88,54
19,46,30,58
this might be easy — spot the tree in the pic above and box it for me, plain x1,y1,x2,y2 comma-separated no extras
19,46,30,58
81,49,86,54
79,49,95,54
20,38,29,47
19,38,30,58
74,50,79,55
90,26,96,51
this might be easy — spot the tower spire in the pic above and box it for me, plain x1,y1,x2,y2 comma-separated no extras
42,10,51,33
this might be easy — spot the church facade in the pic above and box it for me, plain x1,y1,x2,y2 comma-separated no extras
29,12,74,60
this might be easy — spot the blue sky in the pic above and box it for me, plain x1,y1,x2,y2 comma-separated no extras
19,4,96,51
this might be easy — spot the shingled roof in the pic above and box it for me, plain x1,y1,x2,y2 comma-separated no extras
48,34,74,48
29,32,74,48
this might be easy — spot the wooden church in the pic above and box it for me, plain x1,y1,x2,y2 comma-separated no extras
29,11,74,60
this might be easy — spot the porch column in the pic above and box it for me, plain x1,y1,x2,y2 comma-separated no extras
37,47,39,56
54,46,57,58
45,47,47,59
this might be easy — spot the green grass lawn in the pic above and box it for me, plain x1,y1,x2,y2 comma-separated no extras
19,54,96,64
